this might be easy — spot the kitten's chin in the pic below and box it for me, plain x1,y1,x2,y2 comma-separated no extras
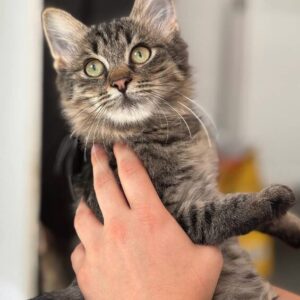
106,100,155,125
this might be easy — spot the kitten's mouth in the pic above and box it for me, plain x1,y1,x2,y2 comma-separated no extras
117,93,137,106
105,93,155,125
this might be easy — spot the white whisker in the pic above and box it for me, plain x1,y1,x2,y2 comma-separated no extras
150,91,192,139
92,105,106,148
161,108,169,143
175,92,217,133
178,102,212,148
84,104,102,160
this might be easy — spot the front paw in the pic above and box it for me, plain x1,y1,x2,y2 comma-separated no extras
258,184,296,218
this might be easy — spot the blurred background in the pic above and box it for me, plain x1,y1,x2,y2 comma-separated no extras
1,0,300,298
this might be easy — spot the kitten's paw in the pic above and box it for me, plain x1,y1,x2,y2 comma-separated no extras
276,213,300,248
259,212,300,248
259,185,296,218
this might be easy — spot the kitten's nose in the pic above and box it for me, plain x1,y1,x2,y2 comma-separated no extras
111,77,132,93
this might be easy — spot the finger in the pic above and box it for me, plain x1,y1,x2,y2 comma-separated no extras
71,243,85,273
74,201,103,247
91,145,129,220
114,143,164,210
272,287,300,300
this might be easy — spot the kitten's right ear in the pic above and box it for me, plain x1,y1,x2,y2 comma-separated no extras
130,0,178,40
42,8,88,70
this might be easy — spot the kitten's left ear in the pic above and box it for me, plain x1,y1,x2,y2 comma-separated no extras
130,0,178,39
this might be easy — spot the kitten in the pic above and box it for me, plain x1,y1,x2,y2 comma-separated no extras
34,0,300,299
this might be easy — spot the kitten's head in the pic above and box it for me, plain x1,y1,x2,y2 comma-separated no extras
43,0,191,143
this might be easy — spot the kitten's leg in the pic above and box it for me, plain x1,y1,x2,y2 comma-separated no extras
258,212,300,248
176,184,295,245
29,280,83,300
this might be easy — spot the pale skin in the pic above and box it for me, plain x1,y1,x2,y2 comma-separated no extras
71,144,300,300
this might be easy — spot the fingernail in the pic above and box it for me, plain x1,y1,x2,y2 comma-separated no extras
91,144,107,164
91,144,100,159
91,145,97,156
114,142,128,153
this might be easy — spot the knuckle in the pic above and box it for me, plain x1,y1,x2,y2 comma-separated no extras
74,207,93,231
70,250,76,264
70,247,79,265
74,211,85,232
77,267,89,286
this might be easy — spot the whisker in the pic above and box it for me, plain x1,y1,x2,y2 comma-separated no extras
70,97,108,122
137,83,216,133
92,106,106,148
175,92,217,133
139,84,217,140
178,102,212,148
161,108,169,143
149,91,192,139
84,104,102,160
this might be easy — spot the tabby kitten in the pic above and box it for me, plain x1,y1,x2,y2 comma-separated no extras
35,0,300,299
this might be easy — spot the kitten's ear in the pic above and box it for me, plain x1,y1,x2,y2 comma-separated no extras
42,8,88,69
130,0,178,39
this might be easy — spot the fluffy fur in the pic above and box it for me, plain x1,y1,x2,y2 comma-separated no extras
34,1,300,299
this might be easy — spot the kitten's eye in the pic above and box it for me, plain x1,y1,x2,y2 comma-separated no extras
84,59,105,77
130,46,151,64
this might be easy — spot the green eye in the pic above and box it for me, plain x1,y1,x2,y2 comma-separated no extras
130,46,151,64
84,59,105,77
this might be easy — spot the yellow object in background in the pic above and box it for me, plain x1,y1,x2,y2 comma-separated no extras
239,232,274,278
219,151,274,278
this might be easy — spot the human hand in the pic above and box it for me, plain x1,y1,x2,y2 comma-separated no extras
273,287,300,300
71,144,223,300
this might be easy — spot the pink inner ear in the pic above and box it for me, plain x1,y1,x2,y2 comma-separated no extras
43,8,88,63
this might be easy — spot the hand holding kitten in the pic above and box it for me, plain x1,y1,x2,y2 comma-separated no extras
71,144,223,300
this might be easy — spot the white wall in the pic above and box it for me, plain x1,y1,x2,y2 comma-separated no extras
176,0,227,118
241,0,300,186
177,0,300,187
0,0,43,298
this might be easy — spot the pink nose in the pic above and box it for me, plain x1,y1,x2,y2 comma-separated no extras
111,77,132,93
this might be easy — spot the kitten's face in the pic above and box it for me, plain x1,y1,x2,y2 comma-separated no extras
43,0,190,142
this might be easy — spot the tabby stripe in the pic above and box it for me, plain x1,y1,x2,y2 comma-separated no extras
96,30,108,45
190,205,199,237
125,30,132,45
91,41,98,54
